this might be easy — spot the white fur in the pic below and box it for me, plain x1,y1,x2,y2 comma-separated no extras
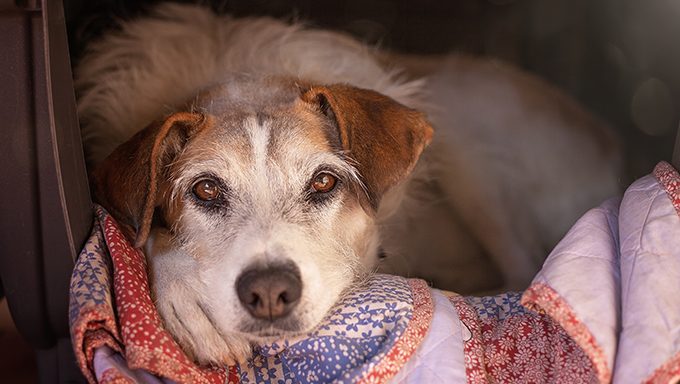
143,104,374,364
79,2,622,364
76,3,424,165
247,117,270,182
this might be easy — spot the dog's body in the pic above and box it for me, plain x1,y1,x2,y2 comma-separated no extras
78,3,621,366
378,54,622,292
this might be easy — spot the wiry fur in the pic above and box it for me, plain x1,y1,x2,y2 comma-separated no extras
78,2,622,365
145,107,375,364
76,3,425,165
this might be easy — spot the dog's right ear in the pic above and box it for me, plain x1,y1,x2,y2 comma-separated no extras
92,112,209,248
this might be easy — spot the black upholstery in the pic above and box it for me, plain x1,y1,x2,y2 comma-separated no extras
0,0,90,382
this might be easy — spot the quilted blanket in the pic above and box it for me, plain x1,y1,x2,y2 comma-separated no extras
69,162,680,383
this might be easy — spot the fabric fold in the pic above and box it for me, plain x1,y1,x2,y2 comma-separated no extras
521,197,622,383
615,162,680,383
70,162,680,383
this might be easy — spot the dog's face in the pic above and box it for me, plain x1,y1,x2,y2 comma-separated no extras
92,78,433,364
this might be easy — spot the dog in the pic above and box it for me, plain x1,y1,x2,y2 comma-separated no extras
78,3,621,366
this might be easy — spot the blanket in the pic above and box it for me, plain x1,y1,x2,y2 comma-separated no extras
69,162,680,383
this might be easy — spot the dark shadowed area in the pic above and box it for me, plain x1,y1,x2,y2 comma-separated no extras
67,0,677,180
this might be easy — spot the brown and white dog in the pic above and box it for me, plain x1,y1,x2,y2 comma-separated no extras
78,3,621,366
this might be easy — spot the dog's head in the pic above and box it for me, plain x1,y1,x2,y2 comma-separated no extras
92,78,433,364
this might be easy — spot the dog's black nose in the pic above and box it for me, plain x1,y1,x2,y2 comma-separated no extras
236,263,302,321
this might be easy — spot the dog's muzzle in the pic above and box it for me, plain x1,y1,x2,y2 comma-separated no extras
236,262,302,321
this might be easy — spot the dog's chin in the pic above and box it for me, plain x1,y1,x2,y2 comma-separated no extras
239,315,311,342
247,329,306,342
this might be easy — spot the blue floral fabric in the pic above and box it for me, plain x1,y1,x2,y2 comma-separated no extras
464,292,526,321
238,275,416,384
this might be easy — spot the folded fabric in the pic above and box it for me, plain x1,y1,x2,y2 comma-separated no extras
69,162,680,383
521,161,680,383
69,205,437,384
69,205,232,384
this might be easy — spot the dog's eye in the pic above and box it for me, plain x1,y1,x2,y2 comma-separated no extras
311,172,337,194
192,179,220,201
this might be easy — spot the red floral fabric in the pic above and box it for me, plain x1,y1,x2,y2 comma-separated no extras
446,292,597,383
644,161,680,383
70,206,433,384
522,283,609,382
69,206,234,384
655,161,680,217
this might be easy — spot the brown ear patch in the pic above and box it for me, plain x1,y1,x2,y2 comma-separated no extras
92,112,210,248
301,85,433,209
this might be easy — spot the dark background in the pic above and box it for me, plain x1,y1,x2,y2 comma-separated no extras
66,0,678,180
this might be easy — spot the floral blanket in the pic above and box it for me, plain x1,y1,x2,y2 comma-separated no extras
69,162,680,383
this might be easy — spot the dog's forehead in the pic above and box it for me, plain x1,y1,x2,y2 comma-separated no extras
178,81,337,182
208,109,332,163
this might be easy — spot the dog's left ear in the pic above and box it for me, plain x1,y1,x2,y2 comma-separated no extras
301,84,433,210
92,112,209,248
